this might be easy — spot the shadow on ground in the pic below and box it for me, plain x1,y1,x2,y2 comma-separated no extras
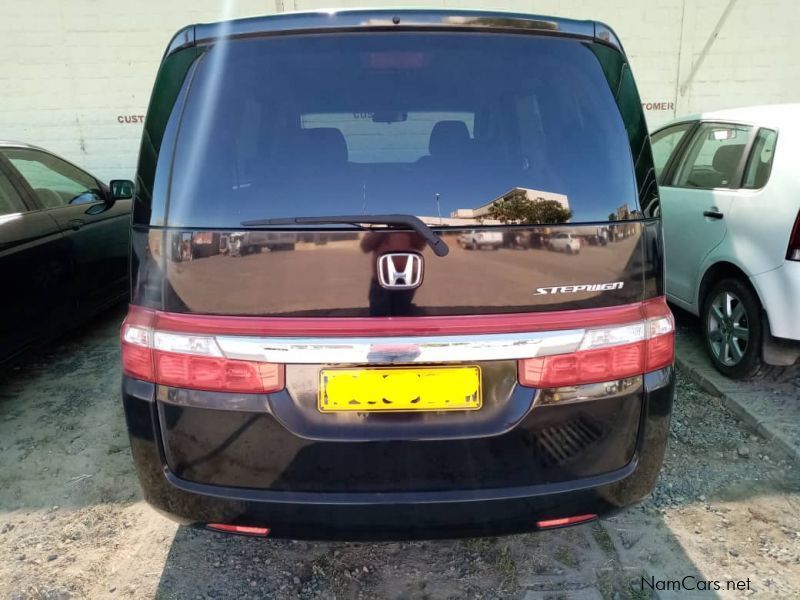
155,518,702,600
0,304,135,512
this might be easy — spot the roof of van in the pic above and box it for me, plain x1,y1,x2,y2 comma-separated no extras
656,103,800,131
165,8,624,58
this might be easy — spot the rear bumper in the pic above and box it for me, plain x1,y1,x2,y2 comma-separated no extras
122,367,674,540
751,261,800,340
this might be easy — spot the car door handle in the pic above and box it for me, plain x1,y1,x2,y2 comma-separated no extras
703,210,724,220
68,218,84,231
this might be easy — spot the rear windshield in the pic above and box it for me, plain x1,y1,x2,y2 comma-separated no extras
167,32,638,227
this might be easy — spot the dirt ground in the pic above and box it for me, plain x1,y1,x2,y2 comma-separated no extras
1,305,799,600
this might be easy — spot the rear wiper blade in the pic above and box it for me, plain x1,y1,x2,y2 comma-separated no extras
241,214,449,257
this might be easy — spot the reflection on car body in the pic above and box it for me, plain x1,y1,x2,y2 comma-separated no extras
548,232,581,254
458,230,503,250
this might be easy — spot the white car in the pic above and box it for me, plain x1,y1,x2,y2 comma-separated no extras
548,232,581,254
651,104,800,378
458,230,503,250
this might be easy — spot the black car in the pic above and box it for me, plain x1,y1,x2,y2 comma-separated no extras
0,142,132,365
120,9,675,540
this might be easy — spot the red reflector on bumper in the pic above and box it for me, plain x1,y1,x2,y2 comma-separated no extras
207,523,271,536
536,514,597,529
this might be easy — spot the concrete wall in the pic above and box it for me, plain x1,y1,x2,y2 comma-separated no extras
1,0,798,181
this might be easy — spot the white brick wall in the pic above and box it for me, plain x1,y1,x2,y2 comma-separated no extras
1,0,798,181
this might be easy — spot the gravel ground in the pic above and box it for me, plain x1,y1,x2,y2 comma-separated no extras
1,305,798,599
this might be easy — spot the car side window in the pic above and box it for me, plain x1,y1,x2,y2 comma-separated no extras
742,128,777,189
651,122,693,184
0,168,27,217
2,148,102,208
672,123,752,190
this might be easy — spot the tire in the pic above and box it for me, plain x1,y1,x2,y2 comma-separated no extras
701,278,763,379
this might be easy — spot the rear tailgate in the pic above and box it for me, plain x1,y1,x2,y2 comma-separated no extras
151,31,656,317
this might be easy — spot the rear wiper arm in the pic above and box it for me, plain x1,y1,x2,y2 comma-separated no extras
240,214,449,257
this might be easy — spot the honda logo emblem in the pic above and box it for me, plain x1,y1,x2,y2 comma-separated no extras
377,253,424,289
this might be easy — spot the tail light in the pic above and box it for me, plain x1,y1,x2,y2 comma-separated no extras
788,210,800,261
518,298,674,388
123,299,672,393
121,306,284,394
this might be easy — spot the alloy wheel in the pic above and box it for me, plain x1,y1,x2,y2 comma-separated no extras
707,290,750,366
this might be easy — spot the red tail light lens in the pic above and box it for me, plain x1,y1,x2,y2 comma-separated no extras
120,307,155,381
645,330,675,371
120,306,284,394
121,342,155,381
788,210,800,261
518,298,674,388
154,352,283,393
520,343,645,388
643,297,676,371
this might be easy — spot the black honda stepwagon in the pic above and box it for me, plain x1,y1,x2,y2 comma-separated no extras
121,9,675,540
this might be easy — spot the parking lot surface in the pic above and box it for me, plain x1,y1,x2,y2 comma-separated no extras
1,306,799,599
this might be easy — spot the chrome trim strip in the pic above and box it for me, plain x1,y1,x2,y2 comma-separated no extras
214,329,586,364
537,376,643,406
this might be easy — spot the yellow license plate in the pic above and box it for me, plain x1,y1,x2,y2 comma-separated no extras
318,366,482,413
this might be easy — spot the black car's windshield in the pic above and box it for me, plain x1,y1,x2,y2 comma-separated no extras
165,32,637,228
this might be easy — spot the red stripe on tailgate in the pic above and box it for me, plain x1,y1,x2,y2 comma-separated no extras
144,298,668,337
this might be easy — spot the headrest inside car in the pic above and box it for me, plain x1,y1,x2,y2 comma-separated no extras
282,127,348,165
429,120,471,157
711,144,745,180
302,128,348,163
